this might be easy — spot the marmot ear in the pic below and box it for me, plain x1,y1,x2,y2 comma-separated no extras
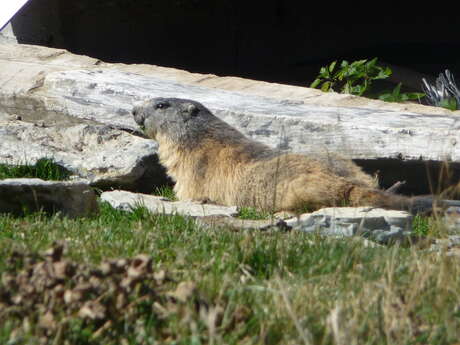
181,103,199,120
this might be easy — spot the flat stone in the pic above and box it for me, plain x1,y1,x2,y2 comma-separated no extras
286,207,412,230
442,207,460,235
196,216,289,231
428,235,460,257
0,178,97,217
100,190,238,217
431,235,460,249
285,207,413,244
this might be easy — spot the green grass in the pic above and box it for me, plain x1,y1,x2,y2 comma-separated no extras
0,158,71,180
152,185,178,201
237,207,271,220
412,215,431,236
151,189,272,221
411,214,453,239
0,203,459,344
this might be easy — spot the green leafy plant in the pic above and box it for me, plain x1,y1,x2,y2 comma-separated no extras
378,83,425,103
311,58,428,103
310,58,392,96
412,214,430,236
438,97,458,111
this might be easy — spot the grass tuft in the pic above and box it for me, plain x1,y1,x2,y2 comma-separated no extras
237,207,271,220
0,158,71,181
152,185,177,201
412,214,431,236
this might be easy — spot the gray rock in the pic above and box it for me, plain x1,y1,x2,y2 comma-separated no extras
0,117,166,191
442,207,460,235
100,190,238,217
285,207,413,244
430,235,460,250
448,235,460,246
0,178,97,217
428,235,460,257
0,23,17,44
197,216,289,231
368,226,413,245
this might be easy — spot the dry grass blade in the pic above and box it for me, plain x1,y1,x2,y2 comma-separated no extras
327,305,352,345
275,277,314,345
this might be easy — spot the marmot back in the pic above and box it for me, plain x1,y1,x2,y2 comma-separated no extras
132,97,431,213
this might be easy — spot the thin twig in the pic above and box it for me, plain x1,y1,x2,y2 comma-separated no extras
385,180,406,194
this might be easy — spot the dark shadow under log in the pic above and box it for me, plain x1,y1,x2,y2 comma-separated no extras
355,158,460,197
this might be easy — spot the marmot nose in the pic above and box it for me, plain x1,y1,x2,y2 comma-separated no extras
132,108,144,126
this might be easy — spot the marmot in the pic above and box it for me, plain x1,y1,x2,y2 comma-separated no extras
132,97,435,213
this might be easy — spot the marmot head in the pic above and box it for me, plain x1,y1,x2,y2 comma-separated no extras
132,98,213,144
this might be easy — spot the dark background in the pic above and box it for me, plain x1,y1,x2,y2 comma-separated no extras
10,0,460,89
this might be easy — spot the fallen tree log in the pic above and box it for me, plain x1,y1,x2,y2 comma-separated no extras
2,43,460,194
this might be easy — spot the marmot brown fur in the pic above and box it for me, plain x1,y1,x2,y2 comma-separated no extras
132,97,434,213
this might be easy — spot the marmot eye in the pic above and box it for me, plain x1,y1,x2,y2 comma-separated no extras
155,102,169,109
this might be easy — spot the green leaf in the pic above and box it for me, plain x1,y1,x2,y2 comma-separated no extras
328,61,337,73
319,67,328,78
310,78,322,88
392,83,402,97
399,94,409,102
375,67,392,79
335,68,345,81
348,84,366,96
344,66,359,78
378,86,426,103
405,92,425,100
366,57,378,69
439,97,458,110
352,59,368,67
321,81,332,92
378,93,393,102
